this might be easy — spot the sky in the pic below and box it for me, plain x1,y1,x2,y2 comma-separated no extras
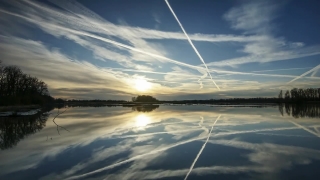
0,0,319,100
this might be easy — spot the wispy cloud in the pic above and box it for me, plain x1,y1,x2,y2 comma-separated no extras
205,1,320,67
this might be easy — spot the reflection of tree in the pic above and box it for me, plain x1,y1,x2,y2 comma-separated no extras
0,110,51,150
52,109,69,135
279,103,320,118
278,103,284,116
0,113,47,150
122,105,159,112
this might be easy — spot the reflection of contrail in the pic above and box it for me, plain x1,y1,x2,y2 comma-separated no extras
165,0,220,90
199,116,204,127
315,127,320,134
113,128,203,138
67,124,320,180
184,115,221,180
288,120,320,138
66,135,208,180
211,126,313,137
287,64,320,84
113,125,320,139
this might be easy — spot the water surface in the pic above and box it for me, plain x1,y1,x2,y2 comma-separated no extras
1,105,320,180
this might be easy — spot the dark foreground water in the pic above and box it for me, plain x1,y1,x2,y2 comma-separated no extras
1,105,320,180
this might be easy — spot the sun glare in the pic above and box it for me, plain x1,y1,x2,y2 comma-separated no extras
135,114,150,127
134,78,151,92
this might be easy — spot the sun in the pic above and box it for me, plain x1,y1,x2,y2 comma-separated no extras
134,78,151,92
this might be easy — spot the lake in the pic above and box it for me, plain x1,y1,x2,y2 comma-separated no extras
1,104,320,180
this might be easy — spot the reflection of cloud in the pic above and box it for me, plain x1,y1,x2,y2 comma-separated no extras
1,106,320,180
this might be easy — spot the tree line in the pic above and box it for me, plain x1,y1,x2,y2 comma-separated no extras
0,61,53,106
278,88,320,102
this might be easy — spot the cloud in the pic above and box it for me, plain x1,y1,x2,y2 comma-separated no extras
206,1,320,67
0,0,319,98
224,1,278,33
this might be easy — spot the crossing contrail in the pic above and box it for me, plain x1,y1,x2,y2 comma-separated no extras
165,0,220,90
287,64,320,84
184,115,221,180
3,8,320,84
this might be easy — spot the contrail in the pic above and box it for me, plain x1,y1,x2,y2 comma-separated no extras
311,69,318,77
66,135,208,180
288,120,320,138
287,64,320,84
3,8,320,84
0,9,207,74
184,115,221,180
210,68,320,80
252,67,313,73
165,0,220,90
105,67,197,77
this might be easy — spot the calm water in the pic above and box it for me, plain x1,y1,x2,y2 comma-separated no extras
1,105,320,180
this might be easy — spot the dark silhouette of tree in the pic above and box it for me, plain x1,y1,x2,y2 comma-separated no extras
279,88,320,103
278,90,283,99
285,90,290,100
0,64,53,105
132,95,158,102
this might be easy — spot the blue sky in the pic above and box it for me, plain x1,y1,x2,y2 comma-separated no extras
0,0,319,100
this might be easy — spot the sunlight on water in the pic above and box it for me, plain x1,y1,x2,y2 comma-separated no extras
135,114,151,127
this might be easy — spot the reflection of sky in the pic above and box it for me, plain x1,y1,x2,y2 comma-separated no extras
1,106,320,180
